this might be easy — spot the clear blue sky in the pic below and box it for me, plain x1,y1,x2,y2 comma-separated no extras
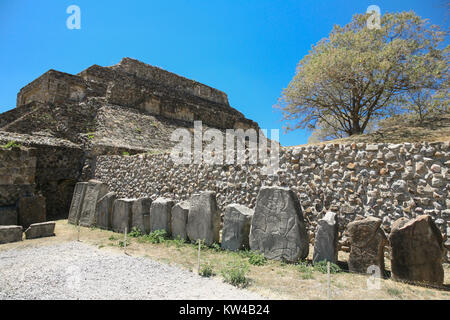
1,0,448,146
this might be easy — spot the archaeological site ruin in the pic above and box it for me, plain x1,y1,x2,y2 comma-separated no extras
0,58,449,287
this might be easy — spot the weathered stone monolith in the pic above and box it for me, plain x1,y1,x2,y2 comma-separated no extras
171,201,189,241
131,197,152,234
389,215,444,286
111,198,134,233
78,180,108,227
24,221,55,239
313,211,339,264
17,195,46,229
221,204,253,251
68,182,88,225
95,192,116,230
0,225,22,244
346,216,387,274
186,191,220,246
249,186,309,262
150,198,174,235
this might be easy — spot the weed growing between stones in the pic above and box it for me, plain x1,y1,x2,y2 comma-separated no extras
221,261,250,288
313,260,341,274
210,243,222,252
137,230,169,244
199,263,214,277
248,252,267,266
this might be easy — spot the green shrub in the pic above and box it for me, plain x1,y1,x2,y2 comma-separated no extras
118,239,130,247
210,243,222,252
128,227,144,238
199,263,214,277
221,261,250,288
248,252,266,266
313,260,341,274
143,229,169,244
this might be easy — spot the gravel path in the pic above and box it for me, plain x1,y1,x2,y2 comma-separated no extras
0,241,263,300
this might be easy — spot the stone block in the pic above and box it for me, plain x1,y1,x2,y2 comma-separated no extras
0,225,22,244
389,215,444,286
111,198,134,233
346,216,387,274
0,206,18,225
150,198,174,235
249,186,309,262
131,197,152,234
186,192,221,246
68,182,87,225
221,204,253,251
79,180,108,227
17,195,46,229
24,221,55,239
171,201,190,241
95,192,116,230
313,211,339,264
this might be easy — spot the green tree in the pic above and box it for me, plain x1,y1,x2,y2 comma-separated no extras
277,11,448,137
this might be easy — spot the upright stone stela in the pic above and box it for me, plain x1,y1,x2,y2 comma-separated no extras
68,182,88,225
78,180,108,227
249,186,309,262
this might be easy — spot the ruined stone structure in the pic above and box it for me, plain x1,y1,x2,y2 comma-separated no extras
0,58,260,221
1,58,449,282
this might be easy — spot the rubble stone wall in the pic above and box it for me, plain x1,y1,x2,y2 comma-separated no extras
92,141,450,236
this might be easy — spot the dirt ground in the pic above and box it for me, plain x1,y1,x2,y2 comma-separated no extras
1,220,449,300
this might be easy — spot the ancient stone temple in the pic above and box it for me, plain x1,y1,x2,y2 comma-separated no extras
0,58,260,222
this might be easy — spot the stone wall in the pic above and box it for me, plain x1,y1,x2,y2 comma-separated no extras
92,141,450,236
0,132,85,220
0,146,36,207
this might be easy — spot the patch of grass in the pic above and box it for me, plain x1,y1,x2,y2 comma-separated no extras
221,261,250,288
109,235,119,241
386,287,403,297
1,141,21,149
297,260,314,273
301,271,315,280
199,263,214,277
248,252,267,266
210,242,222,252
87,132,95,139
122,151,130,156
165,235,187,248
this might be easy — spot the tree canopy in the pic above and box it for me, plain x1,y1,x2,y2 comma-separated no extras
277,11,448,138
